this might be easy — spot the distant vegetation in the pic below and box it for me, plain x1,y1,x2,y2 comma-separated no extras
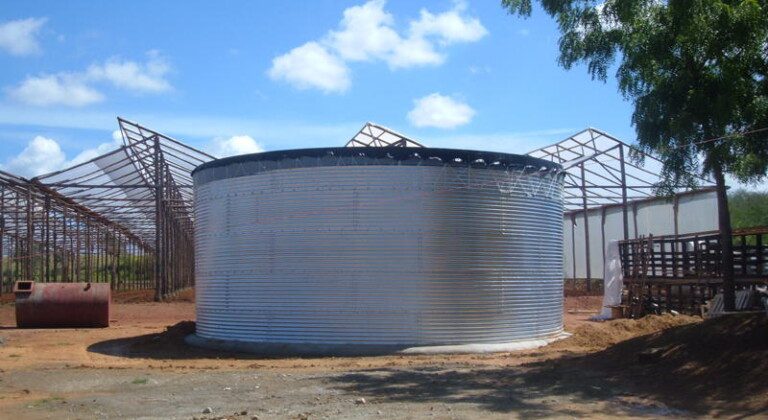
730,190,768,229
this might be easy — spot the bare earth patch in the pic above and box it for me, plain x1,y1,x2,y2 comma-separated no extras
0,295,765,419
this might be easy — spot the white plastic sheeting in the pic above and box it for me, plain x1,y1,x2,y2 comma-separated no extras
596,241,623,319
564,189,718,280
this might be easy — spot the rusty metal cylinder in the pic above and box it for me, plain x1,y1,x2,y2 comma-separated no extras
14,281,111,328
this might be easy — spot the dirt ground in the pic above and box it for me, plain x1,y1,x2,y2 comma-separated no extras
0,292,766,419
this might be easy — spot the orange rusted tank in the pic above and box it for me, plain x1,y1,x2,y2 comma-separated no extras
14,281,110,328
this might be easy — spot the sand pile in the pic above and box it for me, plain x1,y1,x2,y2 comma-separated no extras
559,313,700,350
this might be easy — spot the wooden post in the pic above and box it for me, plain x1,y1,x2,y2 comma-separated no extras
740,235,747,277
757,234,764,276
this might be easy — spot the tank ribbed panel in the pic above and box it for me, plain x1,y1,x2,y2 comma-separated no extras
194,164,564,346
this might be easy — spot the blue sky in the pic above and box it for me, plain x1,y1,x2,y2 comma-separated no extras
0,0,637,178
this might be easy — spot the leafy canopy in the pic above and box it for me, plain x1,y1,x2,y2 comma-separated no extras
729,189,768,229
504,0,768,191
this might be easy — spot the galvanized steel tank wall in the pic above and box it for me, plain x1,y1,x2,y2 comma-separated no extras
192,148,564,349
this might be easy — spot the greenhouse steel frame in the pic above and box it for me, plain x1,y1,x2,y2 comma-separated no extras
0,117,214,300
0,120,723,300
528,128,718,291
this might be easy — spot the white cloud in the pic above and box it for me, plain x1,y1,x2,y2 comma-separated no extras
1,136,66,177
209,135,264,157
69,130,123,165
326,0,486,69
6,73,104,107
6,52,173,106
0,17,47,56
86,51,171,93
268,0,487,92
268,42,351,93
407,93,475,129
410,3,488,45
1,131,126,178
388,36,444,68
326,0,401,62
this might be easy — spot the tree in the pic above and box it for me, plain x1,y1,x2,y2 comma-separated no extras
503,0,768,311
730,189,768,229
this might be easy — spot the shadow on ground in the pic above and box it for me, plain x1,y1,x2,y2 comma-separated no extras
331,364,617,417
87,315,768,417
88,321,260,360
330,314,768,417
88,321,402,360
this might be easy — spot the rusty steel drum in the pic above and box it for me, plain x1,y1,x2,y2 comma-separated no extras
14,281,111,328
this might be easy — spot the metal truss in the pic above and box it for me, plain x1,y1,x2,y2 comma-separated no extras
1,120,721,299
346,122,425,148
0,117,215,300
528,127,715,213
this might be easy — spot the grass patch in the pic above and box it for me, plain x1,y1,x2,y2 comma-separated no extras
8,354,20,358
131,377,149,385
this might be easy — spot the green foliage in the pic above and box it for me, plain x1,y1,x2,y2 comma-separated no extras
502,0,768,189
1,254,151,290
729,189,768,229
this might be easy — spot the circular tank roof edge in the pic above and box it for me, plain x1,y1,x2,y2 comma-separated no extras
192,146,563,184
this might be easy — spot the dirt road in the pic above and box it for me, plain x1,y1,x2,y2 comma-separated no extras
0,295,765,419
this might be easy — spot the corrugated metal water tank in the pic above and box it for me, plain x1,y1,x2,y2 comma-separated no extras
190,147,565,355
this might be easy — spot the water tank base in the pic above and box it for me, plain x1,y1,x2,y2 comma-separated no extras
184,331,570,357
